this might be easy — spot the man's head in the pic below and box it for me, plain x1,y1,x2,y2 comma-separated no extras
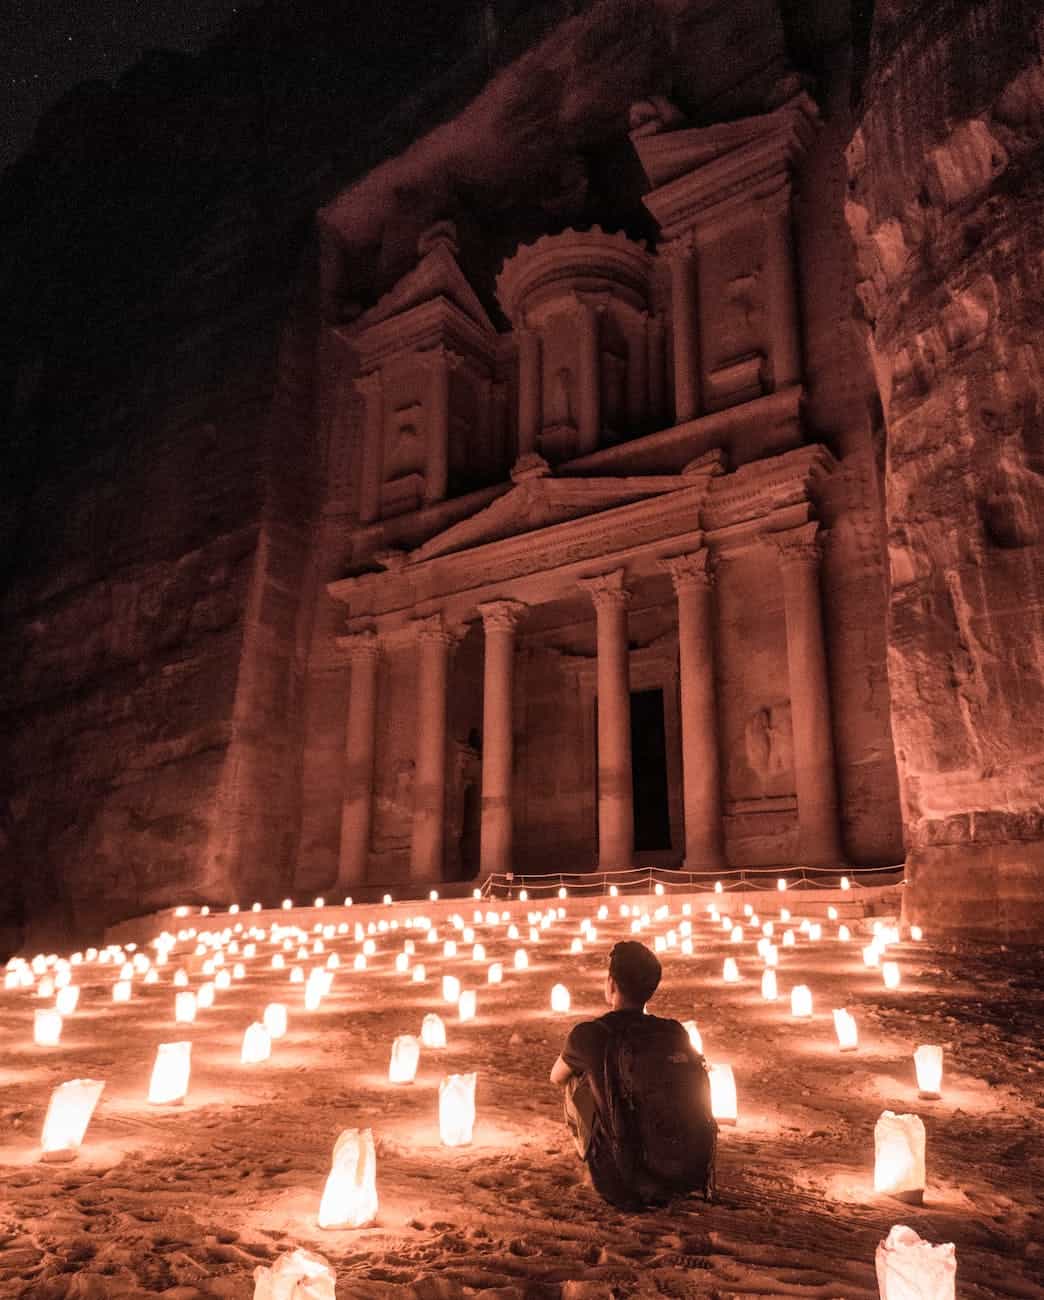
606,940,662,1009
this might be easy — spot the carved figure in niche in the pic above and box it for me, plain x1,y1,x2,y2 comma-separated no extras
740,704,793,797
385,405,425,482
373,757,415,851
550,367,576,426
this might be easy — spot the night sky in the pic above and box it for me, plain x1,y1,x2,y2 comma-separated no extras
0,0,246,171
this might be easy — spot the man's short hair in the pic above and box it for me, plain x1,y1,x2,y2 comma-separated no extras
608,940,662,1005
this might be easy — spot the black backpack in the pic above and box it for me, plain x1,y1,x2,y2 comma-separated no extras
600,1015,717,1204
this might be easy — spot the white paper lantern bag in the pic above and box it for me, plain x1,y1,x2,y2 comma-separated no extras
875,1224,956,1300
40,1078,105,1160
388,1034,420,1084
874,1111,926,1203
317,1127,378,1229
439,1072,477,1147
253,1246,336,1300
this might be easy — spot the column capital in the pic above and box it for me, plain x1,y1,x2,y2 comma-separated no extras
419,344,463,372
662,232,696,262
413,612,464,647
353,369,382,398
580,569,631,611
335,629,382,662
769,521,824,569
662,548,714,593
477,599,528,635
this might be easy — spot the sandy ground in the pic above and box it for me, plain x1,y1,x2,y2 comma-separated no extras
0,896,1042,1299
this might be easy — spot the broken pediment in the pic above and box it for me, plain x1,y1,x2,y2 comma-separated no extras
409,471,704,563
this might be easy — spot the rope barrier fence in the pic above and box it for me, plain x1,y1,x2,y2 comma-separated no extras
477,863,905,900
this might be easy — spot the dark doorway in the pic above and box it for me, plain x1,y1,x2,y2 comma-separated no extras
630,688,671,851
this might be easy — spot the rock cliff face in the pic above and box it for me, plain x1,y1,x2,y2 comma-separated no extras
847,0,1044,938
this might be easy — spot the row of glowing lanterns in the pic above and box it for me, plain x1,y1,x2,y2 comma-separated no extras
12,895,934,1183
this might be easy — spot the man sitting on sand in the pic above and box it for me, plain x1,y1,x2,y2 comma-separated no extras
550,939,716,1209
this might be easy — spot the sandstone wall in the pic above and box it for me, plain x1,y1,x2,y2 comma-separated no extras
847,0,1044,938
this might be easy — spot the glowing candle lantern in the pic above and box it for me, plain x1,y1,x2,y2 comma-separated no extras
197,982,215,1009
882,961,901,990
389,1034,420,1084
910,925,924,942
145,969,159,985
779,907,791,922
421,1013,446,1048
683,1020,702,1053
721,916,732,933
514,949,528,971
761,969,778,1001
362,939,376,957
56,986,79,1015
395,952,409,974
570,938,583,955
730,926,743,944
722,958,740,983
233,963,245,980
34,1009,63,1046
241,1022,271,1064
833,1008,859,1051
507,924,519,941
304,980,323,1011
351,954,366,972
790,985,813,1018
149,1041,191,1105
777,878,787,891
458,990,476,1022
875,1224,956,1300
215,969,232,990
429,889,439,902
442,975,461,1004
714,881,723,894
708,1064,737,1125
809,923,822,942
528,927,540,943
443,940,458,959
483,962,502,987
840,876,850,890
119,962,134,981
914,1045,943,1100
412,964,426,983
681,937,694,956
874,1111,926,1203
112,980,132,1004
653,935,666,954
312,940,325,955
272,954,285,970
175,992,197,1023
317,1127,378,1229
264,1003,288,1039
382,894,392,905
471,943,486,963
838,925,851,942
439,1072,477,1147
782,930,795,948
550,983,571,1013
764,943,779,967
827,905,838,921
40,1079,105,1161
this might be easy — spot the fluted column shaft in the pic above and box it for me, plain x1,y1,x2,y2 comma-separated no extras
338,632,381,888
410,615,455,883
517,328,542,457
774,523,842,865
647,314,665,426
666,237,700,423
478,600,527,873
627,314,648,428
425,346,451,505
581,571,633,870
577,301,602,454
665,551,725,869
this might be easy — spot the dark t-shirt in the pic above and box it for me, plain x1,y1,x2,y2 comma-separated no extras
561,1008,689,1206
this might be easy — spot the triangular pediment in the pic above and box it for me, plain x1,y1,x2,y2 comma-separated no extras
410,473,700,563
352,240,495,338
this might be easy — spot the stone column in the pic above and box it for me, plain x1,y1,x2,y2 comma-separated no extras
337,631,381,888
665,235,700,423
410,614,457,883
772,522,842,865
580,570,633,870
664,550,725,869
627,313,648,429
516,327,542,457
762,193,802,390
478,600,527,874
576,299,602,455
647,313,665,427
355,370,384,524
424,345,452,505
